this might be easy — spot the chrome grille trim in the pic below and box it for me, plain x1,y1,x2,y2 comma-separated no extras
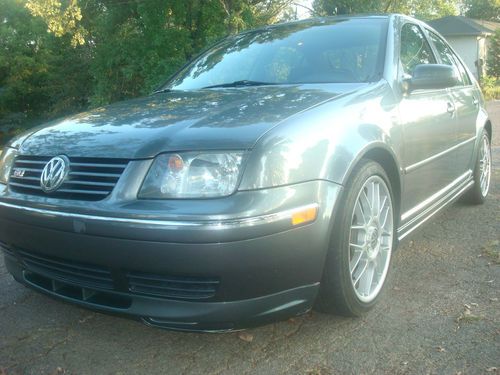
9,155,129,201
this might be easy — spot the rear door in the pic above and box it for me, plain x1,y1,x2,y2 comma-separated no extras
398,23,459,215
426,30,479,174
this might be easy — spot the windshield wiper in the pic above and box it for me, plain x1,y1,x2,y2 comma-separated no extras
201,80,279,89
153,88,172,94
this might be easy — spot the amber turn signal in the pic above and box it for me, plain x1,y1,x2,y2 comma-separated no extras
168,154,184,172
291,205,318,226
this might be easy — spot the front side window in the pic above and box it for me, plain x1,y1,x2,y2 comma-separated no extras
400,24,436,75
428,31,471,86
165,18,388,90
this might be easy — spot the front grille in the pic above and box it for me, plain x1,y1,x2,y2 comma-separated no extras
19,250,114,290
127,271,220,300
9,155,129,201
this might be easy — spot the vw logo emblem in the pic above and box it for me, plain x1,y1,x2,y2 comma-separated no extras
40,155,70,193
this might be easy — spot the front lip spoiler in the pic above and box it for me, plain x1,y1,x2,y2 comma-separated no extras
3,253,319,332
0,200,319,230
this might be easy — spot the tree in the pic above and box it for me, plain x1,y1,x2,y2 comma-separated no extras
312,0,386,15
87,1,207,105
25,0,88,46
0,0,298,128
487,29,500,77
400,0,458,19
312,0,458,19
0,0,91,122
463,0,500,21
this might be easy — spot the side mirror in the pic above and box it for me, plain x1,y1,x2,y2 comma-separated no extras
403,64,459,93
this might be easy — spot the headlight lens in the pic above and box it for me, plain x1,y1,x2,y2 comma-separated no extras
139,152,244,199
0,148,17,185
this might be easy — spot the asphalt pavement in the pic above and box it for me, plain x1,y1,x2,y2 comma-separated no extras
1,102,499,375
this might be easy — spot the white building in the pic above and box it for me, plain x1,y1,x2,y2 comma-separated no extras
429,16,499,81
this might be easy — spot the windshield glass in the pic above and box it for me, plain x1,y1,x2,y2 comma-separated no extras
166,18,388,91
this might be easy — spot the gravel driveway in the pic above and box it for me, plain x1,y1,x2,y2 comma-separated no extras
1,102,499,375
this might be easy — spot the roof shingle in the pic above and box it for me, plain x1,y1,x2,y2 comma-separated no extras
428,16,497,36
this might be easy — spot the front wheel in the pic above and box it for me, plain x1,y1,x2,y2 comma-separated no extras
317,160,395,316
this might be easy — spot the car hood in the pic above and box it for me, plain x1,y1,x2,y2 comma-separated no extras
17,84,365,159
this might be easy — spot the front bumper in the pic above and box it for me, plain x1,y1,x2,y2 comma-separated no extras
0,180,342,331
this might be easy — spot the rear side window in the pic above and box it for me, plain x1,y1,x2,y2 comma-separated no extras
428,31,472,86
400,24,436,74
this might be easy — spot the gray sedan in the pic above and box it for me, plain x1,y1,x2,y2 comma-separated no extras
0,14,492,331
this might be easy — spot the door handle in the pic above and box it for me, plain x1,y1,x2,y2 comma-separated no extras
447,102,456,114
472,97,479,107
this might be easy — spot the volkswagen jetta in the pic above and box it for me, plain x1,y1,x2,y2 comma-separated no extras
0,14,492,331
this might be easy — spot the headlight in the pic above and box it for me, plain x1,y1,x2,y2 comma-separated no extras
139,152,244,199
0,148,17,185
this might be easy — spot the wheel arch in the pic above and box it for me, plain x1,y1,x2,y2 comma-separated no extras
485,119,492,141
472,111,492,170
343,144,403,223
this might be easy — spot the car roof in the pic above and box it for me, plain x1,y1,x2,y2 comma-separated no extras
239,14,424,35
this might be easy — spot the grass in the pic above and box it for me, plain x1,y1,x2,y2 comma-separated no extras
459,314,483,323
482,240,500,265
455,304,484,328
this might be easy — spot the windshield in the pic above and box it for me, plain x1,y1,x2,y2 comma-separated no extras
166,18,388,91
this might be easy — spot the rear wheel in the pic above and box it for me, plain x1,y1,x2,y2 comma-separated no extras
463,131,491,204
317,160,395,316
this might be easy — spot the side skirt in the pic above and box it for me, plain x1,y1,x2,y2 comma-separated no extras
397,172,474,241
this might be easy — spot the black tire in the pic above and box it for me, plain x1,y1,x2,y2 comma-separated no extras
316,159,396,317
462,130,491,205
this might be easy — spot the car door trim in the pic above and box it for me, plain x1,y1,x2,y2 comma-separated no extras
398,176,473,240
404,136,476,173
400,169,472,223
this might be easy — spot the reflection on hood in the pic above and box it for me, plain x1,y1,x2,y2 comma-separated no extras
18,84,365,159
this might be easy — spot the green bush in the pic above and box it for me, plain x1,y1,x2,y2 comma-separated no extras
481,75,500,100
487,30,500,78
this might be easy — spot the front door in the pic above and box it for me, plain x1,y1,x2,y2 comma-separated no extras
398,23,459,218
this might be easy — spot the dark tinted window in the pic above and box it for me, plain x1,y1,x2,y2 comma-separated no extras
400,24,436,74
428,31,471,85
167,18,388,90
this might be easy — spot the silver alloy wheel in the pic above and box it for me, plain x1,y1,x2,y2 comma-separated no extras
349,175,393,303
479,135,492,197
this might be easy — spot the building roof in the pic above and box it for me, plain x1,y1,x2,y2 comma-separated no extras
428,16,498,37
474,19,500,32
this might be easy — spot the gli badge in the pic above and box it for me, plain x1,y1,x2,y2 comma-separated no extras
13,169,26,178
